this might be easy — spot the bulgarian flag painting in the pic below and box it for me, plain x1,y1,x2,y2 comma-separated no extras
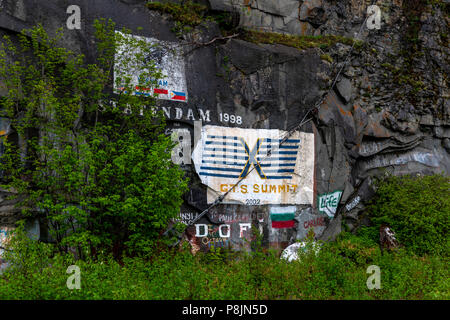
270,206,296,229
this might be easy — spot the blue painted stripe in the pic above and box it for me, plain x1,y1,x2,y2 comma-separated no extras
266,176,293,179
199,172,240,178
266,139,300,143
257,157,296,161
263,169,295,173
172,91,186,96
260,145,299,149
259,151,298,155
134,92,151,96
204,154,249,160
207,135,239,140
202,160,246,166
204,147,246,153
200,166,242,173
205,141,244,147
260,163,296,167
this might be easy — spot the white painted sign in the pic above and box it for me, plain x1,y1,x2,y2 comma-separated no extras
114,31,188,102
345,195,361,212
318,190,342,218
192,125,315,205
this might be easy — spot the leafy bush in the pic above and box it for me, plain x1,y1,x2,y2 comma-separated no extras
368,174,450,256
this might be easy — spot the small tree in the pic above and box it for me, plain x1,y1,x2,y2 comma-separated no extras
0,19,188,258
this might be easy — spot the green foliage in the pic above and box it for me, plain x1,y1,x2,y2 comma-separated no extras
1,222,55,279
368,174,450,256
1,232,448,299
0,20,188,258
354,226,379,247
146,0,238,37
147,1,213,36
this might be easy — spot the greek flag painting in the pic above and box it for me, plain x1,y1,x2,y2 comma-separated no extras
192,125,315,205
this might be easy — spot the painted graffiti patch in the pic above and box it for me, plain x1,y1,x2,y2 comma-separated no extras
192,125,315,205
296,208,327,239
184,210,266,253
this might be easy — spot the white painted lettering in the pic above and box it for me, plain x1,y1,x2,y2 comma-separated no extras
195,224,208,237
218,224,231,238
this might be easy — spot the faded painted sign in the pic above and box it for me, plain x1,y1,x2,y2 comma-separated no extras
208,211,264,224
176,212,201,225
182,207,267,253
194,223,232,249
361,150,440,170
317,190,342,218
296,208,326,239
345,195,361,212
114,31,188,102
187,217,264,252
192,125,315,205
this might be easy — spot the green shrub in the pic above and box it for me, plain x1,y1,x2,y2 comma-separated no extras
368,174,450,256
1,232,448,299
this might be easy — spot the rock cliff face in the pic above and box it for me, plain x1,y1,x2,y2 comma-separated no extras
0,0,448,253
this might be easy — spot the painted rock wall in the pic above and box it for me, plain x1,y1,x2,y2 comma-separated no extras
0,0,448,253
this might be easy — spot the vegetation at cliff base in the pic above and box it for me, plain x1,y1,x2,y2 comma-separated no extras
0,174,448,300
368,174,449,257
0,224,448,299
